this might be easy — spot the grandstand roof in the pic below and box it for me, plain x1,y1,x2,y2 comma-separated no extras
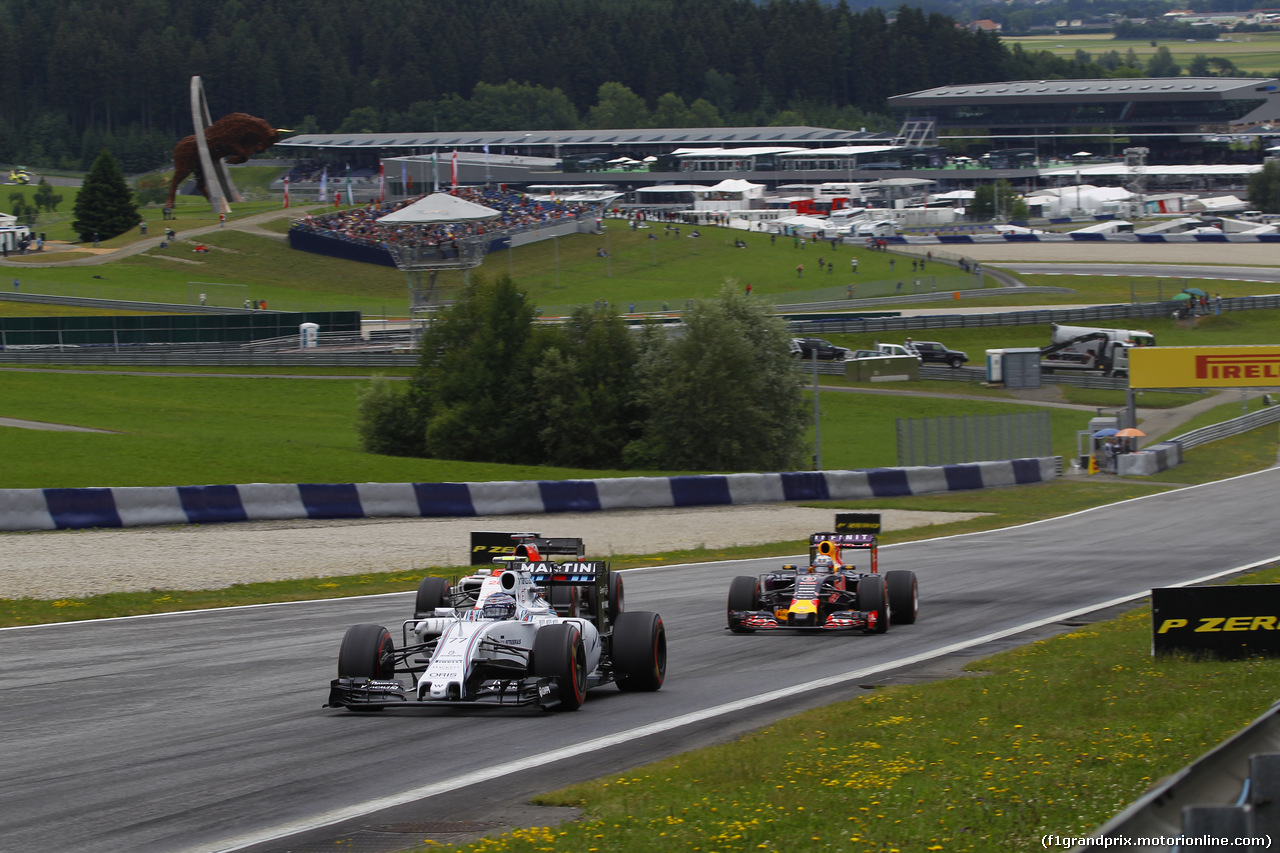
892,77,1279,104
276,126,886,151
891,77,1280,132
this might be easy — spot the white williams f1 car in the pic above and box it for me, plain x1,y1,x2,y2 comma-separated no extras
327,535,666,712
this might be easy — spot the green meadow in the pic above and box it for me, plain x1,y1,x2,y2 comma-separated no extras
1001,31,1280,76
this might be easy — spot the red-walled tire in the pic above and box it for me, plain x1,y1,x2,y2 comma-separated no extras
337,623,395,680
613,611,667,692
533,623,587,711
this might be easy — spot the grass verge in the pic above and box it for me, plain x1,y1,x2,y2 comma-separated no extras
497,575,1280,853
0,369,1112,488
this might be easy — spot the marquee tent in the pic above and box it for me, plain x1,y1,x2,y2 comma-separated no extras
377,192,500,224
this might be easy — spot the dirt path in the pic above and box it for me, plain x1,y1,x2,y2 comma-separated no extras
0,206,310,268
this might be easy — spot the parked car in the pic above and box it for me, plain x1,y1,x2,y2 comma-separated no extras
790,337,851,361
905,339,968,368
872,343,922,362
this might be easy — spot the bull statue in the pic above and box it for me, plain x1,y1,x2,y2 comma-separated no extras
166,113,282,206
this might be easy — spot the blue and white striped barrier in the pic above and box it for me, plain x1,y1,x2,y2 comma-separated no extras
0,457,1058,531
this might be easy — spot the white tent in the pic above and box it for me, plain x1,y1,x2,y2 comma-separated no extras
705,179,766,195
775,215,830,232
377,192,500,224
1189,195,1248,213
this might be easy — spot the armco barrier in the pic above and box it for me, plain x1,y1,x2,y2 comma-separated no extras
1073,701,1280,852
1118,406,1280,476
891,232,1280,245
0,457,1058,531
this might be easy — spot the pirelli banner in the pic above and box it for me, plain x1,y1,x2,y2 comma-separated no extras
836,512,882,535
1130,346,1280,389
1152,585,1280,659
469,531,533,565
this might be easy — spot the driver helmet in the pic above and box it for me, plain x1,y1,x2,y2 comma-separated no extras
481,592,517,620
812,555,835,573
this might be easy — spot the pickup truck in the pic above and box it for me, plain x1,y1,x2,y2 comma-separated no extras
904,339,968,368
790,338,851,361
873,343,921,362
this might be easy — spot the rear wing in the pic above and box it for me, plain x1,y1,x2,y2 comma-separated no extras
509,534,584,562
809,532,879,574
471,532,586,565
527,561,607,583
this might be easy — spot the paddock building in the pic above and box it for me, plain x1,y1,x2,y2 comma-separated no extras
270,78,1280,204
888,77,1280,164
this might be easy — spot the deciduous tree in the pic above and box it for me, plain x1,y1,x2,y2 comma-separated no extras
1247,160,1280,214
534,308,642,468
623,284,807,471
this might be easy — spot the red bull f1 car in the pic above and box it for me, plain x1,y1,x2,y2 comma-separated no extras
726,530,918,633
327,535,666,712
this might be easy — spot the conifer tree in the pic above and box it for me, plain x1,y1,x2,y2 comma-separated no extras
71,150,139,242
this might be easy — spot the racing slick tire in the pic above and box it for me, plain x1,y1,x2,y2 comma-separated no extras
608,571,624,621
532,623,588,711
337,623,396,680
582,571,623,622
856,576,890,634
612,610,667,693
885,570,919,625
414,577,450,619
550,585,580,617
727,575,760,633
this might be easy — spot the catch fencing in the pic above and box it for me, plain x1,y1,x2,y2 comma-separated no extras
896,410,1052,467
0,311,361,349
792,294,1280,336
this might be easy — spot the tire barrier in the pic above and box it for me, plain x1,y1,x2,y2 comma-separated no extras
0,457,1058,531
1116,442,1182,476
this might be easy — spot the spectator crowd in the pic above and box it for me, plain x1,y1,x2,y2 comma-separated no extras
289,186,595,252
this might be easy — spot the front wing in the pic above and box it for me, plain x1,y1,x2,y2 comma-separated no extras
326,675,568,710
730,608,880,632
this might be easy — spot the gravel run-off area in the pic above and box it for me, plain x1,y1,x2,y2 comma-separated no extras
0,505,984,600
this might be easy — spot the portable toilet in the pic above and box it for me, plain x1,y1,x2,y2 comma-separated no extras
300,322,319,348
986,349,1004,383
